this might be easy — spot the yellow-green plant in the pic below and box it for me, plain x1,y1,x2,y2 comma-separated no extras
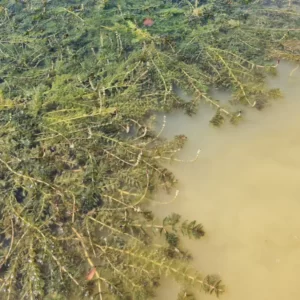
0,0,299,299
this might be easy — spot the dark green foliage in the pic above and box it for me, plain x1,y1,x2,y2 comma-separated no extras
0,0,298,299
203,275,224,296
210,110,225,127
162,213,205,239
181,220,205,239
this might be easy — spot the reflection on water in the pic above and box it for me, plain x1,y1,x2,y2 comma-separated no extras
152,62,300,300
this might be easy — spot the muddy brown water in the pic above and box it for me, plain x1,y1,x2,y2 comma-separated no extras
152,62,300,300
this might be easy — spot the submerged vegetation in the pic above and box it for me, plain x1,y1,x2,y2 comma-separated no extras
0,0,299,299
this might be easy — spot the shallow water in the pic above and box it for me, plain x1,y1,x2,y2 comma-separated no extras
152,62,300,300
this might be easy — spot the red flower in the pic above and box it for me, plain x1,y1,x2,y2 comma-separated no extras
143,18,154,27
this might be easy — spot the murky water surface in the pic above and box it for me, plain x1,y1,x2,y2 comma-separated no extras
152,62,300,300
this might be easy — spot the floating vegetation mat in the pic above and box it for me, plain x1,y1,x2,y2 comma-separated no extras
0,0,299,299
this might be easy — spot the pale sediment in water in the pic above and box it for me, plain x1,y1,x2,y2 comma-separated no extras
152,62,300,300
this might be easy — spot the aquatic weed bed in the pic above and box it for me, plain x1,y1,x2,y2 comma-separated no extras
0,0,299,299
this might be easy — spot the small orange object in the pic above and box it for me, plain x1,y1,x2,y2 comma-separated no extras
86,267,97,281
143,18,154,27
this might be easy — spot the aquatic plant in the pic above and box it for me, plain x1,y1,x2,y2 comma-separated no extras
0,0,299,299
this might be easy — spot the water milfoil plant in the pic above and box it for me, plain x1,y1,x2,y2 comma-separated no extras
0,0,299,299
